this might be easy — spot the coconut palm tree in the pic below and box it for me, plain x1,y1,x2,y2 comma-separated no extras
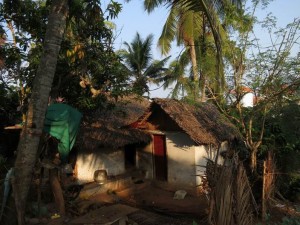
13,1,68,224
120,32,170,96
142,0,243,101
154,5,220,101
160,34,222,101
158,6,201,77
159,50,192,99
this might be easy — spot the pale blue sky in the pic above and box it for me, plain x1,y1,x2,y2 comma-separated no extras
112,0,299,55
111,0,300,97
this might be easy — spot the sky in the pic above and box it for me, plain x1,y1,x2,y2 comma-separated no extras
111,0,300,98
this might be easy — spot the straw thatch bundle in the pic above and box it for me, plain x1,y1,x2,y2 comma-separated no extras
206,156,255,225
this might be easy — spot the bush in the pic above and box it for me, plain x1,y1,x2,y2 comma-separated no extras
257,216,300,225
277,217,300,225
279,174,300,202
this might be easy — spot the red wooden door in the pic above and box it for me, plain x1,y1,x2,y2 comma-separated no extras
153,135,167,181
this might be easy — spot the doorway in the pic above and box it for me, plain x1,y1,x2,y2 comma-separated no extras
153,134,167,181
124,144,136,169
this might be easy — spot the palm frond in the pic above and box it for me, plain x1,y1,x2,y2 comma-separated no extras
143,0,167,13
144,56,171,80
158,5,179,55
122,33,154,75
178,9,196,41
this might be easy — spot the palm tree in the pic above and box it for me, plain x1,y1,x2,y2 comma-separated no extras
159,45,212,101
158,6,201,75
144,0,242,57
142,0,243,101
120,32,170,96
158,5,203,100
13,1,68,224
159,50,191,99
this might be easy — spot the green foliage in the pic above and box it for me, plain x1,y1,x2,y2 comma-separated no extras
1,0,49,41
260,103,300,201
76,94,107,111
261,103,300,169
279,217,300,225
278,103,300,145
0,83,20,126
277,173,300,202
160,51,190,99
220,2,300,172
105,0,122,19
0,155,7,168
120,32,170,96
257,216,300,225
1,0,129,114
140,0,244,100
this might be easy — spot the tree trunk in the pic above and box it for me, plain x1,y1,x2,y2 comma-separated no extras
200,73,206,102
200,15,206,103
12,1,68,224
190,40,198,82
250,149,258,173
188,39,200,101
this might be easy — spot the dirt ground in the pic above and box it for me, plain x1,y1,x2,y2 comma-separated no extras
91,180,209,218
132,185,206,216
42,180,209,225
23,179,300,225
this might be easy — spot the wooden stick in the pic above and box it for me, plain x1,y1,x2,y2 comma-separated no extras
49,168,65,216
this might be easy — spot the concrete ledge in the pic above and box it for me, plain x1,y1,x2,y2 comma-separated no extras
79,176,132,199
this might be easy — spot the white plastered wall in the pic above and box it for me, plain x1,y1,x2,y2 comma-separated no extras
137,132,230,193
165,132,196,188
75,147,125,184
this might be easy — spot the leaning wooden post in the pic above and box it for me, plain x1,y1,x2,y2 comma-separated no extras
208,144,221,224
262,160,266,221
49,168,65,216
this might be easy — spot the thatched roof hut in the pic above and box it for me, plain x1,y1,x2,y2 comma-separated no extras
78,97,241,150
138,98,241,146
77,96,152,150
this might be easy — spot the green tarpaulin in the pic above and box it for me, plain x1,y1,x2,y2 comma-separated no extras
43,103,82,162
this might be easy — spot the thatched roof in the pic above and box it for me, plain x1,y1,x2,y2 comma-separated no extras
87,95,150,127
148,98,241,146
79,125,152,149
77,96,152,150
77,96,241,150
